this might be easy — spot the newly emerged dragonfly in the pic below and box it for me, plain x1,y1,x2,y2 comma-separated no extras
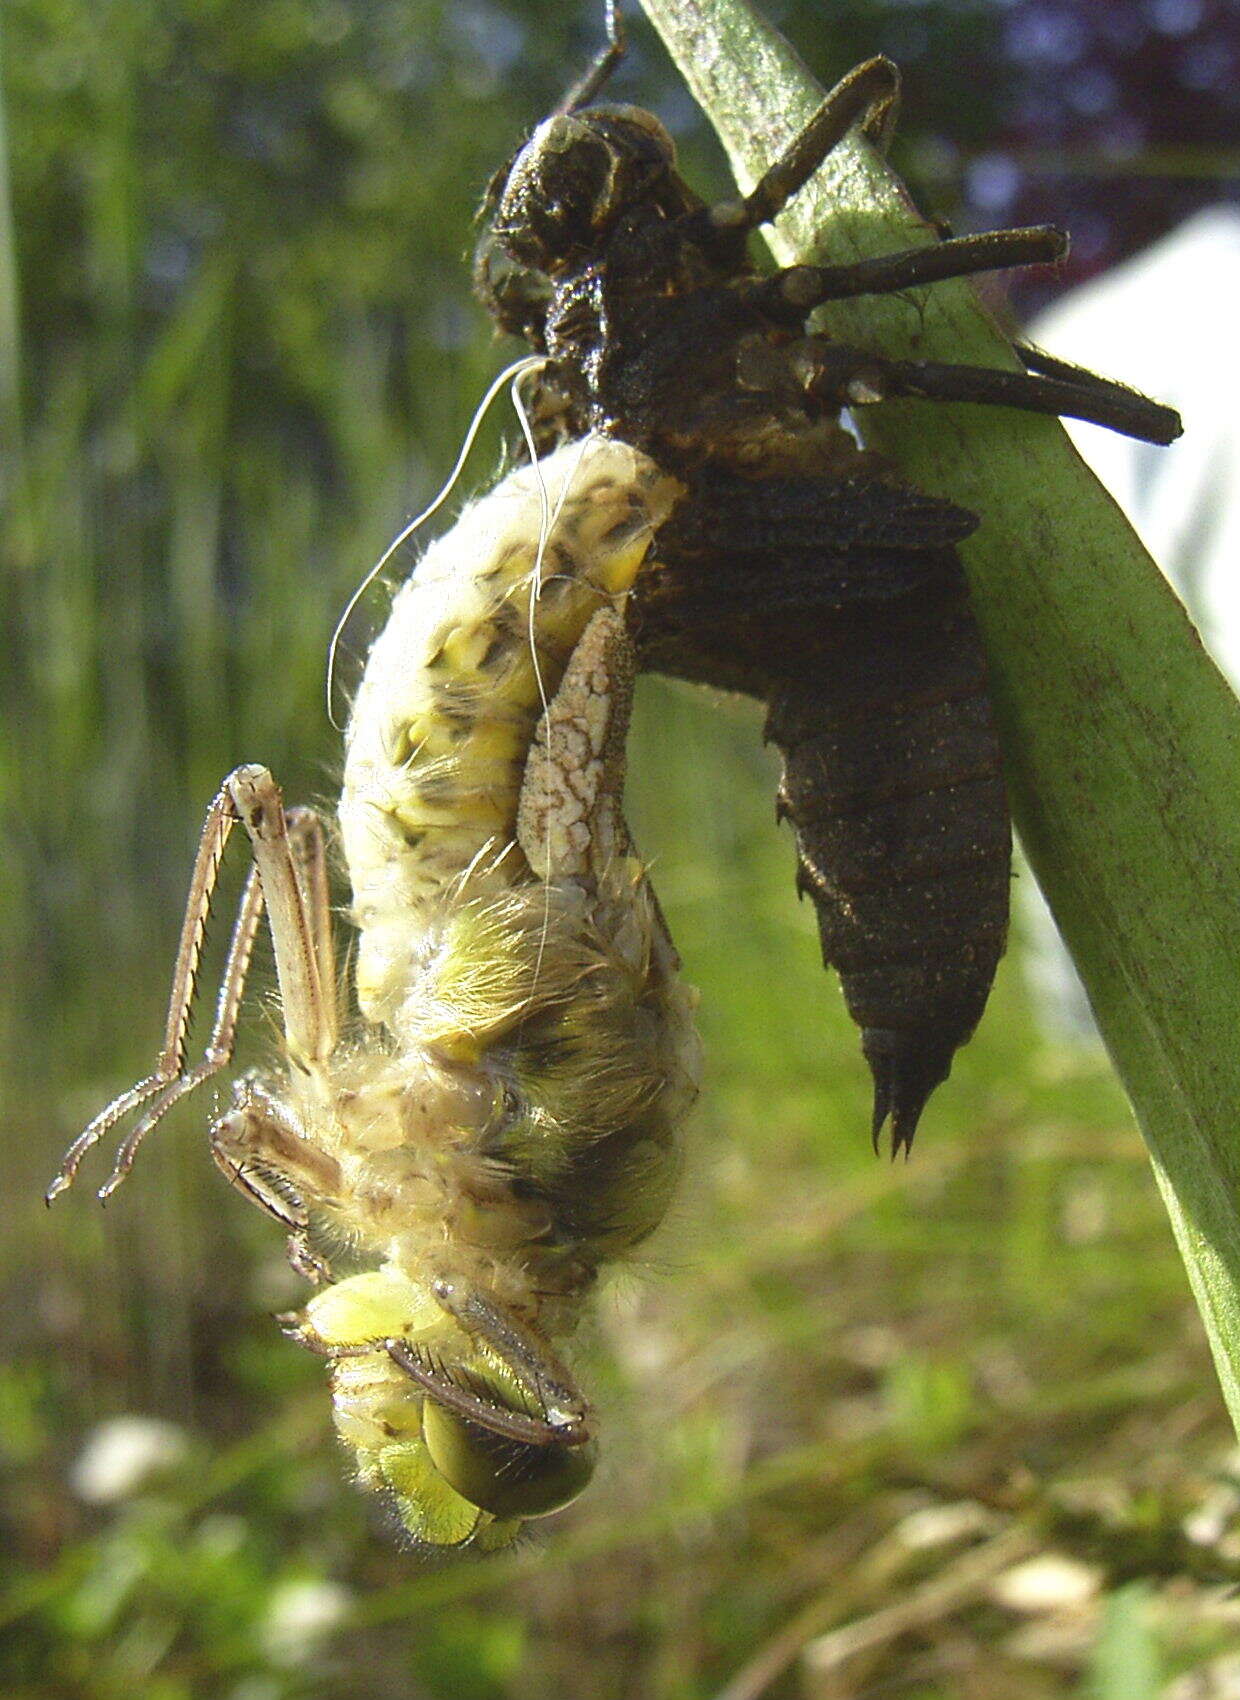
474,7,1181,1152
50,5,1180,1551
50,437,700,1547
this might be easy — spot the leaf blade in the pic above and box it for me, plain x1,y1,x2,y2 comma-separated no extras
641,0,1240,1427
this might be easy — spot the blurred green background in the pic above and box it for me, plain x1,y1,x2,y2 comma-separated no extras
4,2,1240,1696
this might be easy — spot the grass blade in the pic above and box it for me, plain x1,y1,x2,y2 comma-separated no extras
0,11,23,465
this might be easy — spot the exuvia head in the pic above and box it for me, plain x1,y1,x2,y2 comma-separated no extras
488,104,685,274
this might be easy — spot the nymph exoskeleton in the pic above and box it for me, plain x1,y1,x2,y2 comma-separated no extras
474,16,1182,1152
49,437,700,1547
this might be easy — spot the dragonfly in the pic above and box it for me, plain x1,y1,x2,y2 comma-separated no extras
48,433,701,1548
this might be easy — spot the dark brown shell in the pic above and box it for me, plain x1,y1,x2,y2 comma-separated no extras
633,464,1010,1152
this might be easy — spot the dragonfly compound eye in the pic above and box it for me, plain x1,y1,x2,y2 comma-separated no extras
421,1397,598,1520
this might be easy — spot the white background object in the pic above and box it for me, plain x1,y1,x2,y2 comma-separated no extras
1022,208,1240,1030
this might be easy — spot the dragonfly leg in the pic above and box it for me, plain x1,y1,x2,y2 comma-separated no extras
47,766,340,1203
783,335,1182,445
211,1079,340,1283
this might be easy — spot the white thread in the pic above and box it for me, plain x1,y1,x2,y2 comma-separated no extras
325,353,549,729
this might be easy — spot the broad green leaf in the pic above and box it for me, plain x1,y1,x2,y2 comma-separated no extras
641,0,1240,1429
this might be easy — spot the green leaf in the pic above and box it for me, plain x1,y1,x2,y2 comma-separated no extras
641,0,1240,1430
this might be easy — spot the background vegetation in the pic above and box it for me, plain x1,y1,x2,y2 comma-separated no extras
3,2,1239,1696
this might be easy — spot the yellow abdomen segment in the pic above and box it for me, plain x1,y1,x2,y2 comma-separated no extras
339,437,679,1027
